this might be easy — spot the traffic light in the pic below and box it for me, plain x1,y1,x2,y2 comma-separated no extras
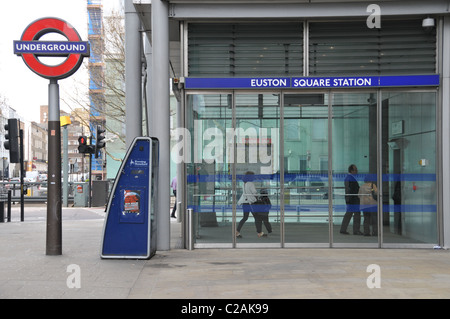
78,136,88,153
4,118,19,163
95,125,106,158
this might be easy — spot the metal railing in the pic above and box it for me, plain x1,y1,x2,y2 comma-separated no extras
0,181,77,202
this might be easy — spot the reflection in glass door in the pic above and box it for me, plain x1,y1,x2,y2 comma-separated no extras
186,92,281,247
235,93,280,247
381,92,437,246
283,93,329,246
186,90,438,248
331,93,378,246
186,93,233,247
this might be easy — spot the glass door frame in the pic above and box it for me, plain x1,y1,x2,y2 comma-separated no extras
232,90,283,248
184,88,440,249
282,89,381,248
282,90,332,248
378,88,440,249
328,89,380,249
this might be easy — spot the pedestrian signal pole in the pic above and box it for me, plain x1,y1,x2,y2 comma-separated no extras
78,135,94,207
78,136,88,153
89,134,93,208
95,126,106,158
4,119,24,221
4,119,19,163
19,128,24,222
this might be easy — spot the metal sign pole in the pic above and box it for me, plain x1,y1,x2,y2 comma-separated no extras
46,79,62,256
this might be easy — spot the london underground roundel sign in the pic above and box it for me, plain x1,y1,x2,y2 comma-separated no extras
14,17,89,80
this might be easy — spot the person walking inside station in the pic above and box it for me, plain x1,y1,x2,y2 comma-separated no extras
340,164,363,235
236,171,257,238
359,175,378,236
170,176,177,218
252,188,272,238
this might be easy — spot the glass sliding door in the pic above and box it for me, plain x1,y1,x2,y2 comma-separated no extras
331,92,378,246
283,93,330,246
186,93,233,247
235,93,281,247
186,92,280,247
185,90,438,249
381,91,438,246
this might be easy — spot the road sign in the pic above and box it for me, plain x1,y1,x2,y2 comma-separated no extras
14,17,89,256
14,17,89,80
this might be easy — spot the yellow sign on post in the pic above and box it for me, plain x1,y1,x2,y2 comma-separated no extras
60,115,71,127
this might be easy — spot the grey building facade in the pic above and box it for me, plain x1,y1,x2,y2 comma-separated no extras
128,0,450,249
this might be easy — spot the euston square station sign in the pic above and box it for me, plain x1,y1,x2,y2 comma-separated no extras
185,75,440,89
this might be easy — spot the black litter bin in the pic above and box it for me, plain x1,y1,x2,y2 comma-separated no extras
92,180,109,207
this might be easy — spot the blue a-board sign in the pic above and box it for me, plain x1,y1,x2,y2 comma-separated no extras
101,137,159,259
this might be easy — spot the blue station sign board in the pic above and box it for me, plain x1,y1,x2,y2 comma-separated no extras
185,74,439,89
14,41,89,56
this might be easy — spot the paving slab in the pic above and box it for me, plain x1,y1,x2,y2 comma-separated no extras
0,206,449,301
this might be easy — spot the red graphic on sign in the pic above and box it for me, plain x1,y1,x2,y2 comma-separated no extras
123,190,141,214
15,17,89,79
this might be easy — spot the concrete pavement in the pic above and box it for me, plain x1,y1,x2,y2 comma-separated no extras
0,205,450,300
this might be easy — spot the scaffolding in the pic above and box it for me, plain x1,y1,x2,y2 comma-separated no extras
87,0,105,176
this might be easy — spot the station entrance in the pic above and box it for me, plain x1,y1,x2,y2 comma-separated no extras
185,90,438,248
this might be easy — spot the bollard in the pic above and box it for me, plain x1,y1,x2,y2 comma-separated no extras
0,202,3,223
7,190,11,222
187,208,194,250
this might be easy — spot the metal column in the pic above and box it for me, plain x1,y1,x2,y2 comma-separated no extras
440,17,450,248
125,0,143,148
152,0,171,251
144,35,153,136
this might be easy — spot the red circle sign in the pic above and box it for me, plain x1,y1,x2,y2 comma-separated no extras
16,17,88,80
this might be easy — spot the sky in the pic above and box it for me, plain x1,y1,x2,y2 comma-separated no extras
0,0,122,123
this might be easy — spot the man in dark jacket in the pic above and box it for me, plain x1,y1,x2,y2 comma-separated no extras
340,164,363,235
